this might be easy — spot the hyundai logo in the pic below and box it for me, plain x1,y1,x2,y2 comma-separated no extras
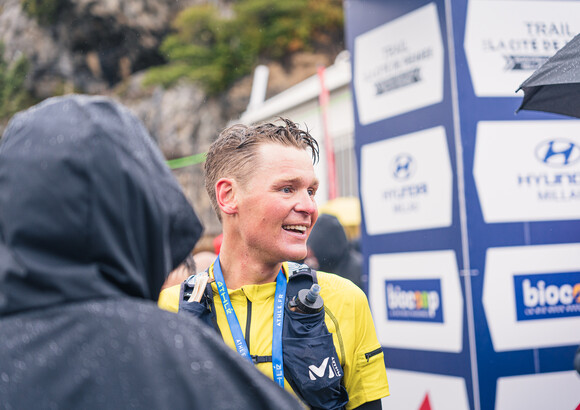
535,139,580,167
391,153,415,180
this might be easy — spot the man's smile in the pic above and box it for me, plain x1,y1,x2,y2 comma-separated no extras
282,224,308,234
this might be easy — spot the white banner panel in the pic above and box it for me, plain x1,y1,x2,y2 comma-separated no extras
473,121,580,223
361,126,453,235
465,0,580,97
383,369,470,410
354,2,444,124
495,371,580,410
369,250,463,352
483,243,580,352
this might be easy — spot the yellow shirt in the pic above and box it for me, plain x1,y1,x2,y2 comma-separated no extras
158,262,389,409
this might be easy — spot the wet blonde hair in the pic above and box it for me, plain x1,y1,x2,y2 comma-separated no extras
204,118,319,220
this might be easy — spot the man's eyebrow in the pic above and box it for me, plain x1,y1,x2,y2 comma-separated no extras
276,177,319,187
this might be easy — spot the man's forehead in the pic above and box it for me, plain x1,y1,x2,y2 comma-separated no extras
253,144,296,165
249,144,318,185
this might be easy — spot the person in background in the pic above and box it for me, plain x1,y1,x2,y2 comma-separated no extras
161,249,217,292
0,95,303,410
159,118,389,409
161,253,196,291
193,250,218,273
305,213,364,290
213,232,223,254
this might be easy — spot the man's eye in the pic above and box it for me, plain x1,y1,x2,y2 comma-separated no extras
308,189,316,196
282,187,292,193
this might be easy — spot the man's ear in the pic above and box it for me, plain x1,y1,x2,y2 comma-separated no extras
215,178,237,216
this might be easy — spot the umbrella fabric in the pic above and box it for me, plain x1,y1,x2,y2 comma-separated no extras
516,33,580,118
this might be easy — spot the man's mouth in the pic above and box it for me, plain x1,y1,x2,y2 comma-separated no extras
282,224,307,234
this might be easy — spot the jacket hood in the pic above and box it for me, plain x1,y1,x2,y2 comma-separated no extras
0,95,203,315
307,213,349,272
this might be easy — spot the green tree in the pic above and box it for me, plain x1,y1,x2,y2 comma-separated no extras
145,0,343,94
20,0,67,25
0,43,33,121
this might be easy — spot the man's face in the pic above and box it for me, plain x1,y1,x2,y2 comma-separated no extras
235,143,319,264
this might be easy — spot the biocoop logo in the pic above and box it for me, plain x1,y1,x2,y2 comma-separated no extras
385,279,443,323
514,272,580,321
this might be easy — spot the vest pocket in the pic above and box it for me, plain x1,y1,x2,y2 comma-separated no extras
364,347,383,362
283,307,348,409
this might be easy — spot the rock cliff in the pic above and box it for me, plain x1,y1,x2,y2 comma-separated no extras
0,0,340,237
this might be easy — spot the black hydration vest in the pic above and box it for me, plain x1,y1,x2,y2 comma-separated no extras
179,262,349,410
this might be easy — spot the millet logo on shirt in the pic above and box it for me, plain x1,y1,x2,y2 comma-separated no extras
308,357,342,380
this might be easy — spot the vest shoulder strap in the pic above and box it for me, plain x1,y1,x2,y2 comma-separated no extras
285,262,317,302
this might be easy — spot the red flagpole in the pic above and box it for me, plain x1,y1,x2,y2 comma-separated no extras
317,65,337,200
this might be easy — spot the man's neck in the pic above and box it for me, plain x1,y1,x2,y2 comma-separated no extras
218,251,282,290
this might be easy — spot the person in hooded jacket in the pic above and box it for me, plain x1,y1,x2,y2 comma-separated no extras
304,213,364,290
0,95,303,410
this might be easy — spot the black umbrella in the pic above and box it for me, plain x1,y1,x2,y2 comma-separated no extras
516,33,580,118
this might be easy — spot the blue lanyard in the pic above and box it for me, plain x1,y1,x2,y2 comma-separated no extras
212,256,286,388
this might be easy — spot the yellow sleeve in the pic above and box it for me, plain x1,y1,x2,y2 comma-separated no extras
318,272,389,409
346,286,390,408
157,284,181,313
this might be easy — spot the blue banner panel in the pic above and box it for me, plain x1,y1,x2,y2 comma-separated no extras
346,0,580,409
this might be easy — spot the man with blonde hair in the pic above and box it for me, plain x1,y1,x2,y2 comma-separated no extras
159,118,389,409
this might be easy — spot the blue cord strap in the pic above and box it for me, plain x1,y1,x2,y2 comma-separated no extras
213,256,286,388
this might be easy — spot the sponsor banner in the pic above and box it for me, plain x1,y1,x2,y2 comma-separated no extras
514,272,580,321
464,0,580,97
483,244,580,351
386,279,444,323
354,2,443,124
361,126,452,235
369,250,463,352
495,371,580,410
382,369,470,410
473,121,580,223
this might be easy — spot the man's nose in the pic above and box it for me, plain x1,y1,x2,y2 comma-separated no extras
295,190,317,214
